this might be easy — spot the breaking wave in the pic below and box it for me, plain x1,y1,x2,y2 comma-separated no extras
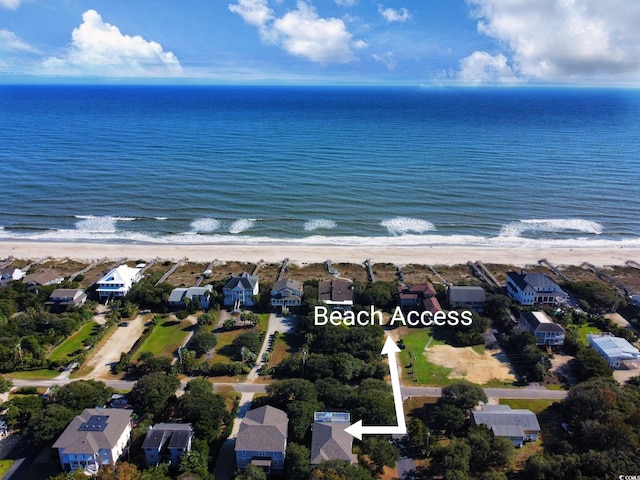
499,219,604,237
74,215,136,233
229,219,256,234
190,218,221,233
381,217,436,235
304,219,337,231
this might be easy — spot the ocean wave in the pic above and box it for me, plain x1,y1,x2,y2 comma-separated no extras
229,219,256,234
3,227,638,249
381,217,436,235
74,215,136,233
190,218,221,233
304,219,337,231
499,219,603,237
154,217,168,221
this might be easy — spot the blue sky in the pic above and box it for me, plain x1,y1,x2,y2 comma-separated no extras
1,0,639,85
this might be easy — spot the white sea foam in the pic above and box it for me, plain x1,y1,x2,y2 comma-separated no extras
229,219,256,234
190,218,221,233
304,219,337,231
381,217,436,235
74,215,136,233
499,219,604,237
154,217,168,221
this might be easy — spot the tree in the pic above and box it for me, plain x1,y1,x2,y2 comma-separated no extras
176,379,229,443
27,403,76,445
362,436,399,474
0,376,12,393
285,443,312,480
129,371,179,417
189,332,217,357
265,379,318,410
233,332,262,356
179,450,210,478
235,464,267,480
309,460,375,480
286,400,319,442
407,417,429,454
436,438,471,475
440,380,488,411
433,403,466,434
140,463,172,480
573,344,612,382
55,380,113,412
94,462,142,480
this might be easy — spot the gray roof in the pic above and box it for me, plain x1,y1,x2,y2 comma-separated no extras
272,278,303,294
22,268,63,286
310,422,356,464
224,272,258,291
448,285,486,303
507,271,567,295
318,278,353,303
168,286,212,304
589,334,640,360
46,289,86,306
142,423,192,450
520,311,565,333
472,405,540,438
235,405,288,453
53,408,132,454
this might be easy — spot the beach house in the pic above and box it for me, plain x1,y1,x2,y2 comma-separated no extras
447,285,487,313
318,278,354,311
22,268,64,287
506,271,569,306
0,267,25,286
142,423,193,468
45,288,87,311
95,265,142,301
235,405,288,475
223,272,259,308
310,412,357,465
271,278,303,309
53,408,132,475
168,285,213,309
518,311,565,346
398,283,437,308
472,405,540,448
588,333,640,369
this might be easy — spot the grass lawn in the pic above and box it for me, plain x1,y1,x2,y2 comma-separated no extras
258,313,269,333
0,460,14,477
576,323,602,345
499,398,559,414
133,319,194,360
210,328,247,365
48,321,99,363
268,333,301,367
398,328,451,385
6,369,59,379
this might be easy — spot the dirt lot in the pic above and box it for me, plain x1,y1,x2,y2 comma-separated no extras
426,344,516,384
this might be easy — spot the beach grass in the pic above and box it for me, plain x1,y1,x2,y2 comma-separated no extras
399,328,452,385
133,318,193,360
48,321,99,363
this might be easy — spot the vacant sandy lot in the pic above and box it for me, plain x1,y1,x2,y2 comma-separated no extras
426,344,516,384
82,315,148,379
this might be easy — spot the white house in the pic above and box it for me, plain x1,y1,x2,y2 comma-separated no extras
223,272,259,308
53,409,132,475
519,311,566,346
472,405,540,448
588,333,640,369
506,271,569,306
95,265,142,301
0,267,25,285
168,285,213,309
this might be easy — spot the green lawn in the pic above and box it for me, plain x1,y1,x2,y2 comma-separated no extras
133,318,194,360
210,328,249,365
0,460,14,477
499,398,558,414
398,328,452,385
48,321,99,363
6,369,59,379
576,324,602,345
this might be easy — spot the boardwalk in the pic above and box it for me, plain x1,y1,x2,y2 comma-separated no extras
155,256,187,286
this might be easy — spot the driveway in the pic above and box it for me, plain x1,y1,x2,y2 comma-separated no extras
246,313,297,381
213,392,255,480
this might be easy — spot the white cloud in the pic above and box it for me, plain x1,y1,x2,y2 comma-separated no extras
457,51,520,85
335,0,358,6
0,29,39,53
378,4,411,23
229,0,366,63
466,0,640,82
0,0,22,10
371,52,396,71
43,9,182,77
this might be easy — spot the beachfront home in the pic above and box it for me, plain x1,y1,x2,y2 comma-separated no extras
45,288,87,311
223,272,259,308
22,268,64,287
518,311,565,346
95,265,142,302
235,405,288,475
506,271,569,306
0,267,25,286
588,333,640,369
142,423,193,468
53,408,132,475
448,285,487,313
271,278,303,309
398,283,437,309
472,405,540,448
168,285,213,309
310,412,357,465
318,278,354,311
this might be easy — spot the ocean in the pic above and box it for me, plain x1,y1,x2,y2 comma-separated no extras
1,85,638,248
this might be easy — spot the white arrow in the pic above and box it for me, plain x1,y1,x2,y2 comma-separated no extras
345,336,407,440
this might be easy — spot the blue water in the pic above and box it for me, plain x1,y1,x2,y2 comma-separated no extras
0,85,638,247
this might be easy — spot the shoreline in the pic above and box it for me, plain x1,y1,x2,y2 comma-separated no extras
1,240,638,266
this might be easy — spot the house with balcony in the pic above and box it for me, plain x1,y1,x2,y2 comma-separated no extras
235,405,288,475
46,288,87,311
223,272,259,308
506,271,569,306
95,265,142,302
447,285,486,313
519,311,565,346
142,423,193,468
318,278,354,311
168,285,213,309
271,278,303,309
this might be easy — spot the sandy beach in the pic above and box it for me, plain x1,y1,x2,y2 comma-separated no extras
1,240,638,266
